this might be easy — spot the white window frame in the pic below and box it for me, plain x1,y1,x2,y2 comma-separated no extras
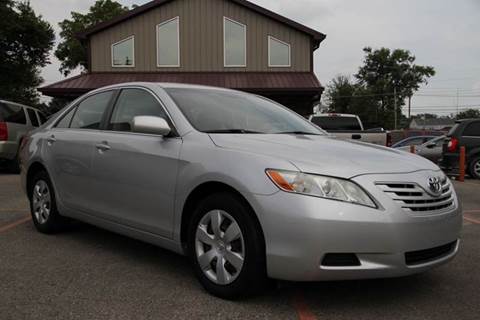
268,35,291,68
223,17,247,68
156,16,180,68
111,35,135,68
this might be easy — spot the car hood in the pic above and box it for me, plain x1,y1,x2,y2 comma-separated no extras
209,134,439,178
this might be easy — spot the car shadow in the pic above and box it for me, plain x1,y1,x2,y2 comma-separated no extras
55,221,444,307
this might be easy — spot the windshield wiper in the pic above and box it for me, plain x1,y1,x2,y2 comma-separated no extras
275,131,321,135
205,129,264,134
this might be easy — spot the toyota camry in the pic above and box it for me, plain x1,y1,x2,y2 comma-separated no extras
20,83,462,299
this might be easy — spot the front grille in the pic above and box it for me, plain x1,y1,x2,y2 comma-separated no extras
376,178,454,213
321,253,361,267
405,241,457,265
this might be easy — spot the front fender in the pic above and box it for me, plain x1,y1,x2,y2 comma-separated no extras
172,133,296,243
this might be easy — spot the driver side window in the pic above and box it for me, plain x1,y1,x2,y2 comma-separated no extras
108,88,167,132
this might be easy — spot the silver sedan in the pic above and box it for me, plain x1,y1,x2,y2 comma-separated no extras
20,83,462,299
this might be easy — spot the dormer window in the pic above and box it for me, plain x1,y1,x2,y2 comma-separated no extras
224,17,246,67
268,36,291,67
157,17,180,67
111,36,135,67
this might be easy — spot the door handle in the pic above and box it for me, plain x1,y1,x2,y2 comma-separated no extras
95,142,111,152
351,134,362,140
47,135,56,145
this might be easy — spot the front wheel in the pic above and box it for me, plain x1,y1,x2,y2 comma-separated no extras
187,192,267,299
469,156,480,179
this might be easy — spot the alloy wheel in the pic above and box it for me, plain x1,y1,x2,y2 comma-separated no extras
32,180,51,224
475,160,480,177
195,210,245,285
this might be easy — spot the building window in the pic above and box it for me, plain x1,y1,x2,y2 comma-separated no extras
224,17,246,67
268,36,291,67
111,36,135,67
157,17,180,67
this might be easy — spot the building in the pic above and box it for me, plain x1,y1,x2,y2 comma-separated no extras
409,118,455,131
39,0,326,116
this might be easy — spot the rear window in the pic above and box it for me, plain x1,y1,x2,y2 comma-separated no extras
463,122,480,137
0,102,27,124
311,116,362,131
37,111,47,124
447,124,460,137
27,109,39,127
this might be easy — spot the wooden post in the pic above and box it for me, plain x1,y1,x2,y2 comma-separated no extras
459,146,466,182
410,145,416,154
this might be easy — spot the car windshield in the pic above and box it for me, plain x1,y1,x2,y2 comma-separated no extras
165,88,324,135
447,124,460,136
310,116,361,130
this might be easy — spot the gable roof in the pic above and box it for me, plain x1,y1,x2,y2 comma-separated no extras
38,72,323,97
77,0,326,47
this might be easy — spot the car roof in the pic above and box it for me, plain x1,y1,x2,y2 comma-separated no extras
455,118,480,124
311,113,358,118
89,82,240,93
0,99,39,111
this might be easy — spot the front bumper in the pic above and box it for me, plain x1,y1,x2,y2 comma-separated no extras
251,171,462,281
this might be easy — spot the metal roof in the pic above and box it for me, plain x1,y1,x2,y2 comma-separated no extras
38,72,323,97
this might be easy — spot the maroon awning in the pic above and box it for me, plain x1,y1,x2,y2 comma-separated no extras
39,72,323,97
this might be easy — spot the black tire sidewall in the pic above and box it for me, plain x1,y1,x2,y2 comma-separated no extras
187,192,266,299
469,157,480,179
29,171,64,233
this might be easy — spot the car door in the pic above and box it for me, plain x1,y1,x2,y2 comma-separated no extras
45,90,116,212
419,137,444,163
89,88,182,238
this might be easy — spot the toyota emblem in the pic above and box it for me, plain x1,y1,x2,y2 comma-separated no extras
428,177,442,196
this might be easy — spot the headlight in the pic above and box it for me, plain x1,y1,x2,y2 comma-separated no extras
266,169,377,208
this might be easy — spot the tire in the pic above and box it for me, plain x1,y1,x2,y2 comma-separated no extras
187,192,267,299
469,156,480,179
28,170,67,234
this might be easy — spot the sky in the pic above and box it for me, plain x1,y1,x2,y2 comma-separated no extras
30,0,480,116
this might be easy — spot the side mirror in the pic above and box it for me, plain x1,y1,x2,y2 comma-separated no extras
132,116,171,136
425,142,436,149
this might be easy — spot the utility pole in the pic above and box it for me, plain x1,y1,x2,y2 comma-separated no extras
456,88,459,117
408,95,412,119
394,86,398,130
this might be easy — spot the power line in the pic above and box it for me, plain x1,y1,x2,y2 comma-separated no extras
329,92,480,99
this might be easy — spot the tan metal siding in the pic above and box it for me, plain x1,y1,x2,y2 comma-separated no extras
89,0,311,72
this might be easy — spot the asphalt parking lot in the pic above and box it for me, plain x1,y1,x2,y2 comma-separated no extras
1,171,479,320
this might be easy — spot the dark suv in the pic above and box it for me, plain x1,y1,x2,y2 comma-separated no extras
440,119,480,179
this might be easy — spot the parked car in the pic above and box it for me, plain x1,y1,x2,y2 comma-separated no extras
397,136,446,164
440,119,480,179
392,135,437,148
20,83,462,299
308,113,389,146
0,100,46,172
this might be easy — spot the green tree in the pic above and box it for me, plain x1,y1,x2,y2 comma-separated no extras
55,0,129,76
355,47,435,129
323,75,381,128
456,108,480,119
324,75,356,113
0,0,54,106
413,113,439,120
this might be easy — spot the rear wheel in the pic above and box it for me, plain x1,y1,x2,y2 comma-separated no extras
469,156,480,179
187,192,267,299
29,171,67,233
